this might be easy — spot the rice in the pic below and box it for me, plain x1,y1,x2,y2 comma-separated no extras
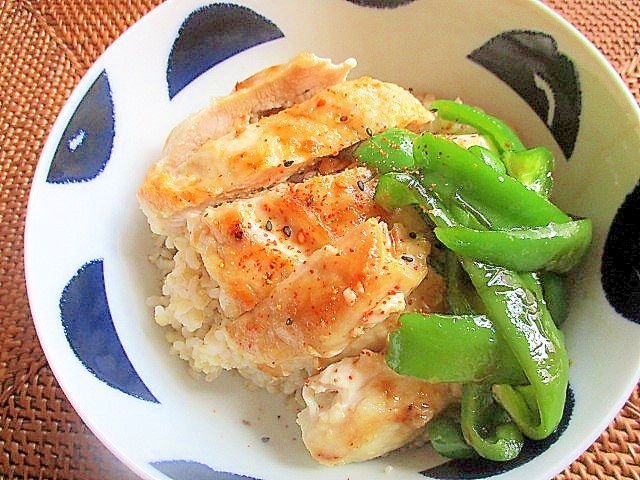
149,232,308,396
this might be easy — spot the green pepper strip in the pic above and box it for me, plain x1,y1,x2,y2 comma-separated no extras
413,133,570,229
434,219,592,273
502,147,555,197
430,99,526,153
468,145,507,175
374,171,455,227
352,127,416,174
374,171,569,441
460,259,569,440
431,99,555,197
541,271,568,326
445,250,486,315
427,404,477,459
460,382,524,461
387,312,527,385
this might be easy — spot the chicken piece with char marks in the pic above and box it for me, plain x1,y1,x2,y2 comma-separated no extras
187,167,385,318
222,217,428,375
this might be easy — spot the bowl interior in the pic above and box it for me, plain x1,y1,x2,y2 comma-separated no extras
24,1,640,479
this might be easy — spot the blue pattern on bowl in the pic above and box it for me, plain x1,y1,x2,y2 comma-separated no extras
345,0,417,7
602,181,640,323
468,30,581,159
46,70,115,183
166,4,284,100
422,388,574,478
60,259,158,403
151,460,260,480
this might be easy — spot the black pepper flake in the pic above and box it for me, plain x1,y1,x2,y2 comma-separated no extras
365,127,373,137
265,220,273,231
283,160,294,167
409,231,417,239
356,179,365,191
285,317,293,325
282,225,292,237
261,436,270,443
401,255,414,262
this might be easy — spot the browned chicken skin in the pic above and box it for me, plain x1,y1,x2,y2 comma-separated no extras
223,217,427,375
187,167,386,317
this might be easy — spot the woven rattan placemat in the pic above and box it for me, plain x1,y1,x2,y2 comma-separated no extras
1,0,638,478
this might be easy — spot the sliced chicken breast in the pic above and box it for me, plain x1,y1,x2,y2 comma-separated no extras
223,218,428,375
139,76,434,236
187,167,385,318
158,52,356,184
298,350,458,465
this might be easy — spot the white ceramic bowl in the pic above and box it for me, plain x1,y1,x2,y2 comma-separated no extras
24,1,640,479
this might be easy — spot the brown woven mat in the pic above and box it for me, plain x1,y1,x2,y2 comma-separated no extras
0,0,638,478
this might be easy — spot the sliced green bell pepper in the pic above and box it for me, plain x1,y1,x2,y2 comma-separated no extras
502,146,555,197
362,123,582,457
431,99,556,197
373,170,570,440
387,312,527,385
427,405,478,459
434,219,592,273
352,127,416,174
468,145,507,175
413,132,570,229
430,99,526,153
460,382,524,461
541,271,569,326
460,259,569,440
445,250,486,315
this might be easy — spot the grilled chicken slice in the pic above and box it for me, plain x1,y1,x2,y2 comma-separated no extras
139,76,434,236
297,350,458,465
223,218,428,375
139,53,356,237
156,52,355,187
187,167,385,318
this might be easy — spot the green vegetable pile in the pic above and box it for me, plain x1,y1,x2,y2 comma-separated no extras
353,100,592,462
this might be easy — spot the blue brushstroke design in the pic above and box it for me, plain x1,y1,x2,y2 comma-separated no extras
468,30,581,159
60,259,158,403
47,70,115,183
151,460,261,480
167,4,283,99
345,0,416,7
422,387,574,478
602,180,640,323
